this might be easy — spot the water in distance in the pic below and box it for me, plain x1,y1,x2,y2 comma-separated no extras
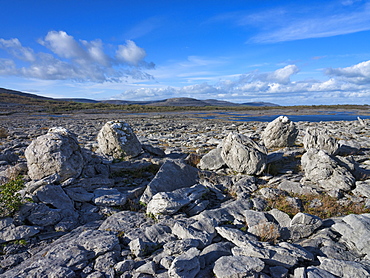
196,111,370,122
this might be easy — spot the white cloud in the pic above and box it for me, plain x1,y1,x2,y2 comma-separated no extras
0,31,154,82
114,63,370,105
0,38,36,62
326,60,370,84
267,65,299,84
40,31,86,59
116,40,147,66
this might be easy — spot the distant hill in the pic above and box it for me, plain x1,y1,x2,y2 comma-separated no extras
59,98,99,103
0,87,280,107
0,88,54,100
242,102,280,107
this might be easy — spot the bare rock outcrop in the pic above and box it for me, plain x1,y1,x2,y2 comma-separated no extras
303,127,339,155
221,132,267,175
25,127,84,182
97,120,142,159
301,149,355,192
262,116,298,149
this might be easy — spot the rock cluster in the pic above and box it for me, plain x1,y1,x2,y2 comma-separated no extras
0,113,369,277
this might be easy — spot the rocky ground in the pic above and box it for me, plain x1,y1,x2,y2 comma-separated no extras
0,111,370,277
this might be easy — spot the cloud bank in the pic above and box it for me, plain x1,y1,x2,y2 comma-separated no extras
0,31,154,82
115,61,370,105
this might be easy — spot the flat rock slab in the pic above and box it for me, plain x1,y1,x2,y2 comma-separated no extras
213,255,265,278
146,184,207,216
93,187,127,206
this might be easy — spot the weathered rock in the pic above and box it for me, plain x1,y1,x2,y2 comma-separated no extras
213,255,264,278
163,239,200,256
129,238,157,257
200,242,233,267
33,184,74,210
303,127,339,155
136,261,157,275
331,213,370,259
289,213,323,241
65,187,94,202
25,127,84,182
301,149,355,192
97,120,142,159
168,247,200,278
317,257,370,278
0,223,40,243
76,229,120,255
92,187,127,207
269,265,289,278
230,176,257,198
303,266,338,278
114,259,135,273
99,211,154,234
221,133,267,175
198,147,225,171
140,159,199,204
145,224,177,244
267,209,291,228
353,180,370,198
262,116,298,149
146,184,208,216
25,203,62,226
244,210,269,228
142,144,165,157
172,218,215,248
215,226,259,247
194,199,253,226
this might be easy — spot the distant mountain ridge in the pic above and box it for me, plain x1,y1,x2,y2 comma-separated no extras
0,88,279,107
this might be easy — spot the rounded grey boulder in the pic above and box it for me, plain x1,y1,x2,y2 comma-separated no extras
262,116,298,148
25,127,84,182
221,132,267,175
97,120,142,159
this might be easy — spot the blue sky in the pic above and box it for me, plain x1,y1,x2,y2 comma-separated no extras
1,0,370,105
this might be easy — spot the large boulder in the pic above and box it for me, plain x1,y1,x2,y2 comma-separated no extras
303,127,339,155
262,116,298,149
97,120,142,159
140,159,199,204
301,149,355,192
221,133,267,175
25,127,84,182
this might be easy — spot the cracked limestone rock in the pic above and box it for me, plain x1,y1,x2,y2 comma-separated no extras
97,121,142,159
303,127,339,155
301,149,355,192
262,116,298,149
25,127,84,182
221,132,267,175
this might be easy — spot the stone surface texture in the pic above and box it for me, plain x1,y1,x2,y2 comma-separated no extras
262,116,298,148
97,120,142,159
25,127,84,181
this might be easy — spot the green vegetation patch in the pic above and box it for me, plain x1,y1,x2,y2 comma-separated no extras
0,176,25,217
